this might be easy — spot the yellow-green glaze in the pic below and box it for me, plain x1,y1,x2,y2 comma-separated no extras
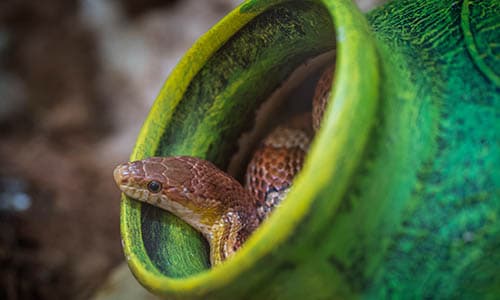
120,0,500,298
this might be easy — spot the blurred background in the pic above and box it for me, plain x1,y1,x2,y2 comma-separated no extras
0,0,384,299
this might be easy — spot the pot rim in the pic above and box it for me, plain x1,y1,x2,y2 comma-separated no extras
120,0,380,296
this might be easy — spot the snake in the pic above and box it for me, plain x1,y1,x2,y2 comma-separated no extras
113,65,333,266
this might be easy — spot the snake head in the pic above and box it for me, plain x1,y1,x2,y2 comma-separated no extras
113,156,258,239
113,156,217,209
113,157,169,204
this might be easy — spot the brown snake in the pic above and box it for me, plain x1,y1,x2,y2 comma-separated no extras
113,66,333,266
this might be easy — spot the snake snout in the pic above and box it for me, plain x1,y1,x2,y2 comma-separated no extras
113,162,142,186
113,163,143,201
113,161,152,202
113,161,147,186
113,164,129,188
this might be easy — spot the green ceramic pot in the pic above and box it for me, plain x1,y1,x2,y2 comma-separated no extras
120,0,500,299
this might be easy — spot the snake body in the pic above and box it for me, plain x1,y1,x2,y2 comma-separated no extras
245,113,313,221
113,66,333,266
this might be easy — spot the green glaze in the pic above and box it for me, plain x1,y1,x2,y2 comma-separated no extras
120,0,500,299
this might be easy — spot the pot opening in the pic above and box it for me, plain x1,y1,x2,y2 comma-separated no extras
228,51,336,181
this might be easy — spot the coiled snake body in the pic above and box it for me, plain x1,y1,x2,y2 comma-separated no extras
113,66,333,266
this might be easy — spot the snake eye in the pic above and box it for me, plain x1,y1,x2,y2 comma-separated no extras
147,181,162,193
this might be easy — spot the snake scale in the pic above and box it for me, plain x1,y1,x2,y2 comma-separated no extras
113,65,334,266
